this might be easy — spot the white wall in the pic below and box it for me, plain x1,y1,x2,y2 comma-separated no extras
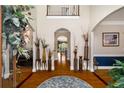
93,7,124,56
94,25,124,56
90,5,123,31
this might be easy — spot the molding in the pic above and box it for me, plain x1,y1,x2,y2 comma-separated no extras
94,54,124,56
98,66,121,69
100,20,124,25
46,16,79,19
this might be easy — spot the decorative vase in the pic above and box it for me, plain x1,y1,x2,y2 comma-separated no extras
42,48,46,64
48,50,52,71
79,56,83,71
74,46,78,71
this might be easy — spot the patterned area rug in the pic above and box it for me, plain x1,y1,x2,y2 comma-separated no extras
38,76,92,88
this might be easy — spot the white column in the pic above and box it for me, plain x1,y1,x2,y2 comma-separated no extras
32,31,36,72
90,31,94,72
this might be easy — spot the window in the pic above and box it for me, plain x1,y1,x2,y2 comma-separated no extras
47,5,79,16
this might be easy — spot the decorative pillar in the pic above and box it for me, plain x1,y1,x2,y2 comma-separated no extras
32,31,36,72
90,31,94,72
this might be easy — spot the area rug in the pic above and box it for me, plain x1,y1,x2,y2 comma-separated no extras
38,76,92,88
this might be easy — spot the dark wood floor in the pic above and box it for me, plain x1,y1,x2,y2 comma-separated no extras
18,60,112,88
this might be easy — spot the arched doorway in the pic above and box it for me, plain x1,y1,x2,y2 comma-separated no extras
54,28,71,69
90,7,124,72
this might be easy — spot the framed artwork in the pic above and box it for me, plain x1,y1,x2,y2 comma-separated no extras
102,32,119,47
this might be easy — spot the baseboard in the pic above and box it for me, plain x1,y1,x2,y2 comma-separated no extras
98,66,121,69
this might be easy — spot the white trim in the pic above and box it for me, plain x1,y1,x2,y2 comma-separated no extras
100,21,124,25
94,54,124,56
98,66,121,69
46,16,79,19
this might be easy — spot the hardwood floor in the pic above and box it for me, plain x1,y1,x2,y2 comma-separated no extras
16,66,32,87
94,69,112,85
19,60,111,88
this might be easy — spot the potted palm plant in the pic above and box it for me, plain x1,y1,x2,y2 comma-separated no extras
108,60,124,88
2,5,33,68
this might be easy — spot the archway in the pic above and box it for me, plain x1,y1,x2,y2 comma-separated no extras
90,7,124,72
54,28,71,68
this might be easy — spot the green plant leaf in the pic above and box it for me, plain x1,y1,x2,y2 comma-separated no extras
113,77,124,88
108,59,124,88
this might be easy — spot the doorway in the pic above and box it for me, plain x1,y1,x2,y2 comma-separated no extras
57,36,68,63
54,28,71,69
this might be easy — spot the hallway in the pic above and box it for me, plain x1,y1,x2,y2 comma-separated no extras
18,60,109,88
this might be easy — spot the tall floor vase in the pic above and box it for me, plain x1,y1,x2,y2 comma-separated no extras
42,48,47,70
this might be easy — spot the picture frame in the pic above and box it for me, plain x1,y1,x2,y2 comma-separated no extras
102,32,119,47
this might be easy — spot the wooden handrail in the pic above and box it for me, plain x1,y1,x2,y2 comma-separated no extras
0,6,2,88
